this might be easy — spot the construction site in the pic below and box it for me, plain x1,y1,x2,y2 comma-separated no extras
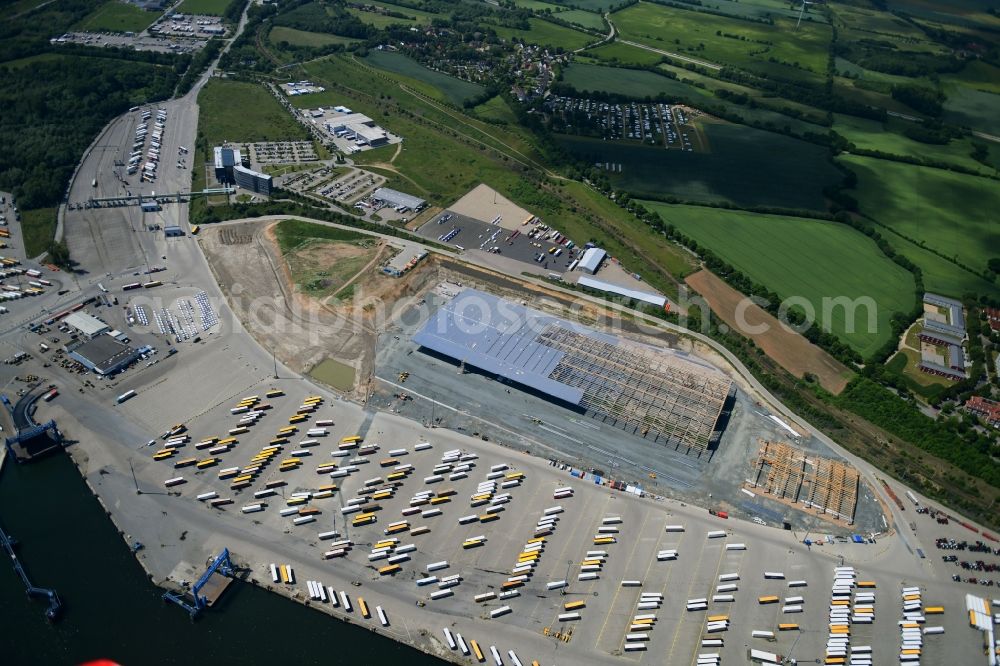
747,440,862,526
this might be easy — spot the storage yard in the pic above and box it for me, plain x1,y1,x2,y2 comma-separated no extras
99,387,987,666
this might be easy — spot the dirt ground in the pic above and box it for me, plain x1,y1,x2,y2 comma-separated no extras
446,183,534,229
200,221,439,400
685,269,853,395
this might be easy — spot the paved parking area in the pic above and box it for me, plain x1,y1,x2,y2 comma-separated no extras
122,388,983,666
415,212,579,273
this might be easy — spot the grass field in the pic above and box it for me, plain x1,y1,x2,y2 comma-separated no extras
832,114,996,174
365,51,485,107
347,2,438,27
557,123,841,211
197,79,309,145
19,207,57,259
472,95,520,124
176,0,231,15
886,349,950,399
74,1,160,33
842,156,1000,278
584,40,665,65
274,218,368,253
646,204,915,357
611,2,832,79
491,17,596,50
944,60,1000,95
942,84,1000,133
562,62,693,98
268,26,359,47
557,9,606,30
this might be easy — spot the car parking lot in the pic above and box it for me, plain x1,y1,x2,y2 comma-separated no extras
545,97,695,151
129,389,984,666
415,212,580,273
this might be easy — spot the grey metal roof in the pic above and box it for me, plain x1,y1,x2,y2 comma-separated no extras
578,247,606,273
923,292,965,329
412,290,602,404
918,360,966,380
373,188,424,210
949,344,966,369
577,275,666,307
917,326,964,347
923,318,965,339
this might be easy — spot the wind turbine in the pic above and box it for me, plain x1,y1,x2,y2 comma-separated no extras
795,0,813,29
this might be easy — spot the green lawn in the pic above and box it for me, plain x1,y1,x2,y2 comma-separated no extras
19,207,57,258
643,203,916,357
365,51,485,107
611,2,832,80
491,17,597,50
269,26,359,47
557,123,842,211
75,1,160,33
176,0,232,15
197,79,309,145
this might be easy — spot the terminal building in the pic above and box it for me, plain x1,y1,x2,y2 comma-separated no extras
213,146,272,196
372,187,425,212
328,113,388,147
63,312,110,340
233,164,272,196
66,336,142,376
413,289,734,455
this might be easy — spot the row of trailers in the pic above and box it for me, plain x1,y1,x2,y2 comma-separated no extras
268,563,390,627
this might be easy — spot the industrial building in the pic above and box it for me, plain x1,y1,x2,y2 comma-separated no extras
66,337,142,376
372,188,425,212
577,247,606,274
576,275,667,308
63,312,110,340
328,113,388,147
233,165,272,196
164,226,184,238
413,289,734,454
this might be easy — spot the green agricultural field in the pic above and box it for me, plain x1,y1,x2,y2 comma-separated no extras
269,26,359,47
557,123,841,211
842,155,1000,296
562,62,694,98
75,0,160,33
643,203,916,357
707,0,827,22
177,0,231,15
942,84,1000,133
585,41,665,66
365,51,485,107
833,114,994,174
557,9,606,31
197,79,308,145
491,17,596,50
944,60,1000,95
610,2,832,80
348,2,438,27
510,0,564,10
472,95,520,124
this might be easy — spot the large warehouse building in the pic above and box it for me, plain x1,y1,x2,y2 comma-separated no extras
413,289,734,454
67,337,141,376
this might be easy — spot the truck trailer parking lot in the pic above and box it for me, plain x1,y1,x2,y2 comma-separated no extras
131,392,984,666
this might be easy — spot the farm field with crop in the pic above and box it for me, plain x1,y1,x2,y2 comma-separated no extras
491,18,596,50
646,204,916,357
268,26,359,47
610,2,832,80
557,123,840,211
75,0,159,32
561,62,695,99
365,51,485,106
841,156,1000,292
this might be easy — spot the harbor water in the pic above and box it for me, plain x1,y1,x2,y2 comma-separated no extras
0,452,446,665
